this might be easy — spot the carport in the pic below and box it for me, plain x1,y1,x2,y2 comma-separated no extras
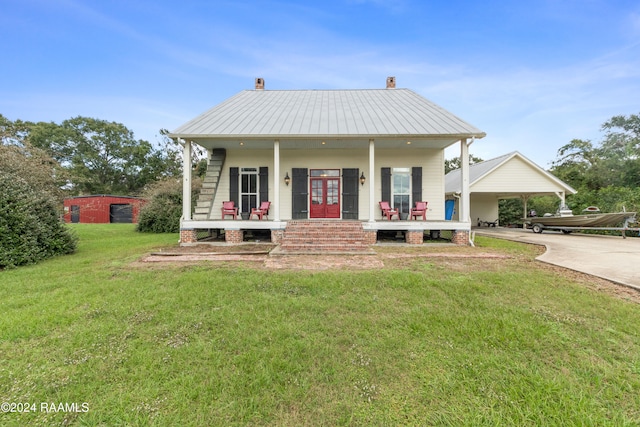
445,152,576,225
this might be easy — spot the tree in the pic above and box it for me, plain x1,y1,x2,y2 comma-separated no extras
0,172,77,269
136,177,202,233
1,118,69,201
552,113,640,190
58,117,171,194
0,122,77,268
550,113,640,215
600,113,640,188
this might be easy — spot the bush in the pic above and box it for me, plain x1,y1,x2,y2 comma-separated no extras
136,178,201,233
0,172,77,269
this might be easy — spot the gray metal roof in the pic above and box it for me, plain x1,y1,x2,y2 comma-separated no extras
445,151,576,195
171,88,485,141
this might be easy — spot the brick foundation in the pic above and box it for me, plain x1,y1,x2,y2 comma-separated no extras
405,230,424,244
225,229,243,244
451,230,470,245
180,228,198,244
363,230,377,245
271,229,284,244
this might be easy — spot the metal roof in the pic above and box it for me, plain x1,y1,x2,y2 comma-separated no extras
170,88,485,142
445,151,577,195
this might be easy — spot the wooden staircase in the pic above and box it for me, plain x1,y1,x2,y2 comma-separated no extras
193,149,226,220
278,220,373,253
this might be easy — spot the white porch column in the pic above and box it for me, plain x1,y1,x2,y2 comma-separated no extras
460,138,470,223
368,139,375,222
182,139,192,221
273,139,280,221
556,191,566,208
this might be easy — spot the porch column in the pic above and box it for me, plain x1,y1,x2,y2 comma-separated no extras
460,138,470,223
182,139,192,221
368,139,375,222
273,139,280,221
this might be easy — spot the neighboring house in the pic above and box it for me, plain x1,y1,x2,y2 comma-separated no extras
169,77,486,246
63,195,144,224
445,151,577,225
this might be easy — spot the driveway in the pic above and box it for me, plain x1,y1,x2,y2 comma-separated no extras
475,228,640,290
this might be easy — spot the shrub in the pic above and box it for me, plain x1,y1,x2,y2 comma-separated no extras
0,172,77,269
136,177,201,233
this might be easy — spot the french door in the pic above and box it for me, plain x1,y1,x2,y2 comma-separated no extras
310,173,340,218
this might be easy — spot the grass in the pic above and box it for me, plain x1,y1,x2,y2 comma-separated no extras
1,224,640,426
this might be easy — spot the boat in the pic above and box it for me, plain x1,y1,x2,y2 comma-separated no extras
524,206,636,233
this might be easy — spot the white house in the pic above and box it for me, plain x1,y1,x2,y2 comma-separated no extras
445,151,577,225
169,77,486,247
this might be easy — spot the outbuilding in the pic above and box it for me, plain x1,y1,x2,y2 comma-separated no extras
445,151,576,225
63,195,145,224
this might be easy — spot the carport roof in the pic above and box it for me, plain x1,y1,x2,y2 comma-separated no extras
445,151,576,196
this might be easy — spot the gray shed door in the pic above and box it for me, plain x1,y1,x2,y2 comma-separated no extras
110,204,133,223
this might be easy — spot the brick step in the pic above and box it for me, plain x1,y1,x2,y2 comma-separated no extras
278,220,371,253
284,230,364,239
279,243,371,252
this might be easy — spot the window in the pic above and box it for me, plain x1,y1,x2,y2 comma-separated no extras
240,168,258,213
392,168,411,216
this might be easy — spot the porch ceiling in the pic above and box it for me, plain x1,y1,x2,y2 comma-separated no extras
185,136,465,151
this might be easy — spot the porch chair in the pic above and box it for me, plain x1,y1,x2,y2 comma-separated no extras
221,201,238,220
379,201,399,220
250,201,271,220
410,201,428,221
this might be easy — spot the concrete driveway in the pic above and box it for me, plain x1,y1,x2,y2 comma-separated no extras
475,227,640,290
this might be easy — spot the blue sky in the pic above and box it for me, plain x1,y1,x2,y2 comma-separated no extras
2,0,639,167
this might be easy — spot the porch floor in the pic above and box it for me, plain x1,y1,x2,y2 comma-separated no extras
180,219,471,232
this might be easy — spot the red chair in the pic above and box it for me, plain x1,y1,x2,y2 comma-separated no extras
250,201,271,220
379,201,399,220
410,201,428,220
221,201,238,219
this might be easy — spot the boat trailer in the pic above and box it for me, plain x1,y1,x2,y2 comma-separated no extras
526,217,640,238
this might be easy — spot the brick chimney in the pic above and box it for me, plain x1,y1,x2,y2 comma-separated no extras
386,76,396,89
255,78,265,90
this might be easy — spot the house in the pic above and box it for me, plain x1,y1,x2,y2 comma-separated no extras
169,77,486,247
63,195,145,224
445,151,577,225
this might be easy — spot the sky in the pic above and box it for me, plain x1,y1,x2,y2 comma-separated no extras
2,0,640,168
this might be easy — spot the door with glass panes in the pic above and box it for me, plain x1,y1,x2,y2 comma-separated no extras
309,169,340,218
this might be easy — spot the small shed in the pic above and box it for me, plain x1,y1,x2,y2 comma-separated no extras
445,152,576,224
63,195,145,224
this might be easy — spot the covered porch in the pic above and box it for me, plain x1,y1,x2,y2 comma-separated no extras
177,137,478,246
170,78,486,246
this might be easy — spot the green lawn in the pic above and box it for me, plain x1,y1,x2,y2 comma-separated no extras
1,224,639,426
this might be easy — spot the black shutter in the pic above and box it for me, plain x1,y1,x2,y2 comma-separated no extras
381,167,391,203
259,167,268,203
342,168,359,219
229,167,239,207
412,167,422,203
292,168,308,219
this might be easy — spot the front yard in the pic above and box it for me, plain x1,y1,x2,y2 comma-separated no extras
1,224,639,426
